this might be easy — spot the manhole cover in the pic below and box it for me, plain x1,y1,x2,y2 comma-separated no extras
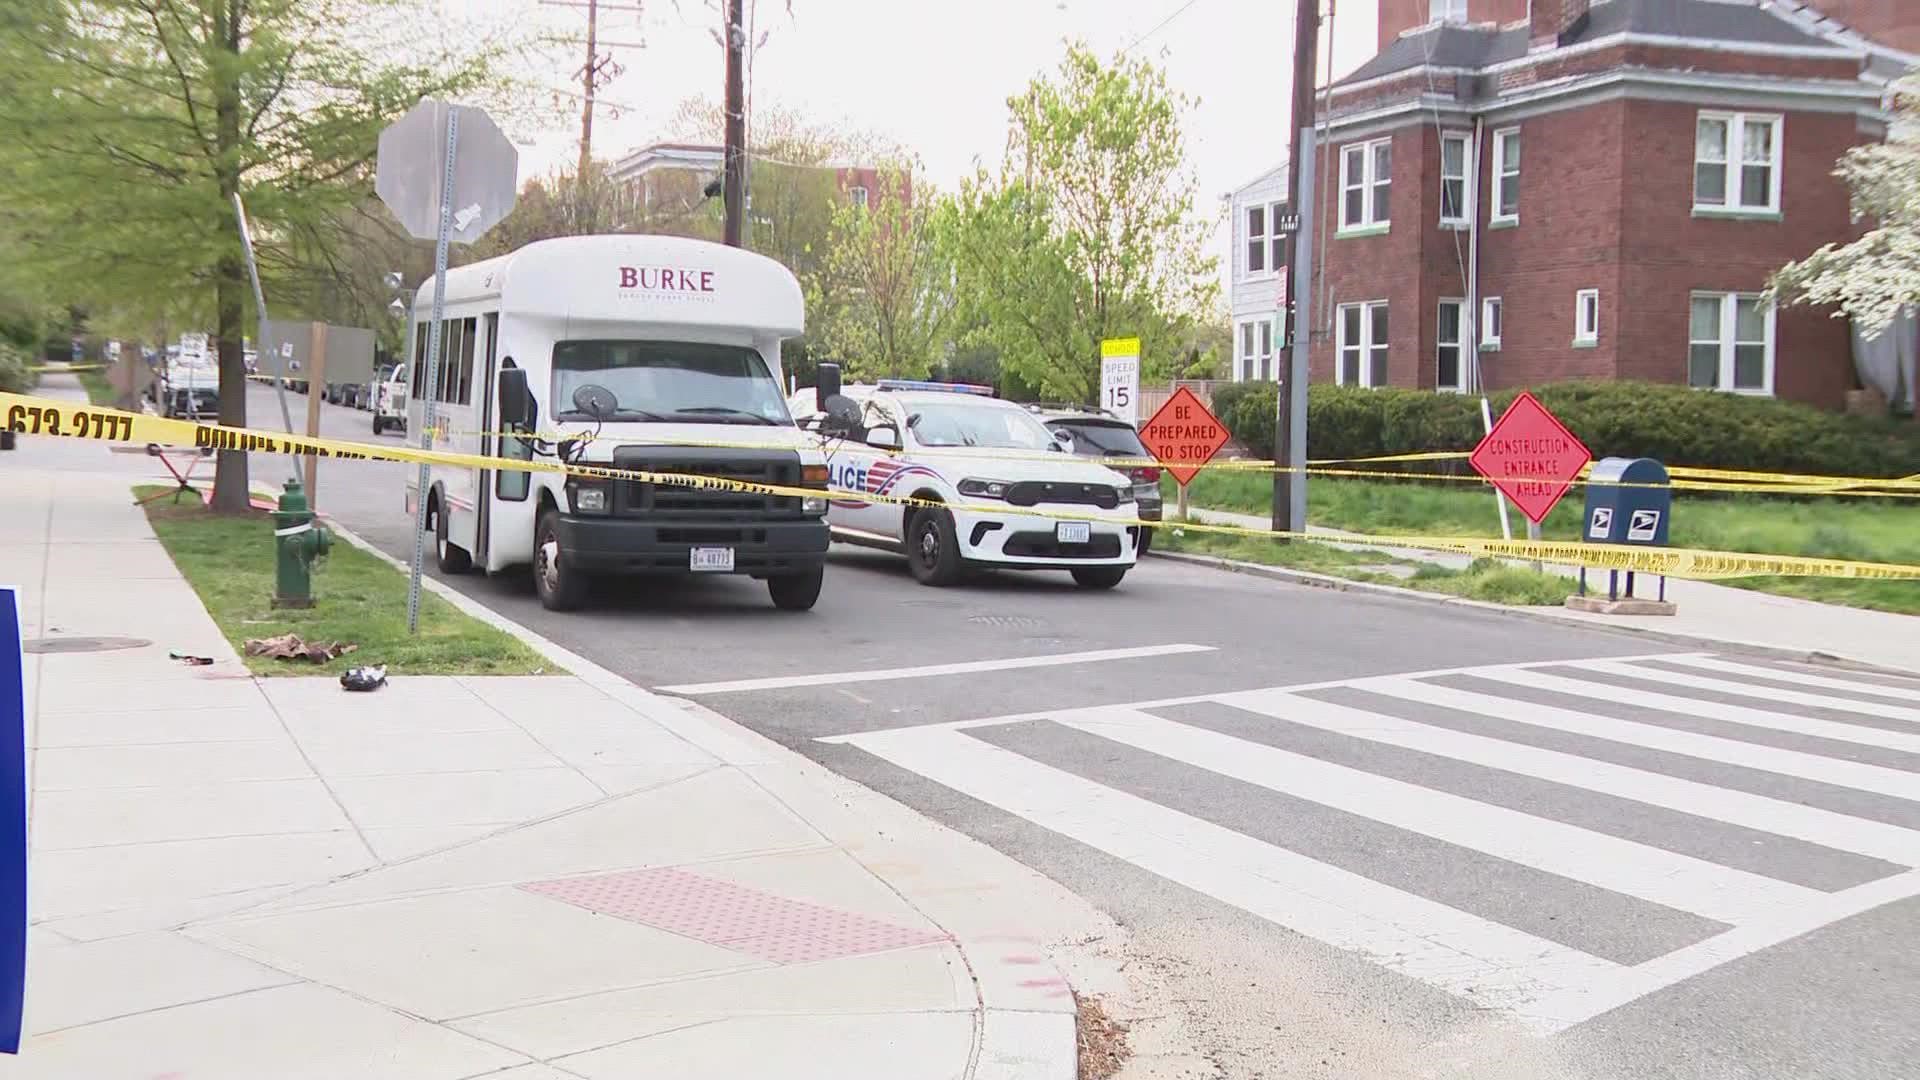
23,636,151,654
969,614,1044,629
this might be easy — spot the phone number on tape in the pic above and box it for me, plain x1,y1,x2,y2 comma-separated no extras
5,404,133,441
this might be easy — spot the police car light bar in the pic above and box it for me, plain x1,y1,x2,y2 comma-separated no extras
873,379,996,396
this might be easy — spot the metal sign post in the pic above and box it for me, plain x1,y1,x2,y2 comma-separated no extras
376,99,518,633
232,194,298,469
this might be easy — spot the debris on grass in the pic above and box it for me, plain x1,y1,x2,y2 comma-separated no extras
245,633,358,663
1076,991,1131,1080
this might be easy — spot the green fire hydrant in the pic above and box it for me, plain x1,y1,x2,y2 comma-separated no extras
272,479,332,609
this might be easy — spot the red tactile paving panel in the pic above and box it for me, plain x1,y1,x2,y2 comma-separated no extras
520,866,949,964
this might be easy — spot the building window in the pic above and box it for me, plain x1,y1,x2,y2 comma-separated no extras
1246,204,1267,275
1429,0,1467,22
850,186,869,209
1574,289,1600,345
1337,301,1389,387
1339,137,1392,232
1695,112,1781,214
1436,299,1466,392
1258,318,1274,381
1491,127,1520,223
1690,292,1775,394
1440,132,1469,226
1238,321,1256,382
1268,202,1287,270
1481,296,1502,350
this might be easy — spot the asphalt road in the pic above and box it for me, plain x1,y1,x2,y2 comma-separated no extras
260,381,1920,1079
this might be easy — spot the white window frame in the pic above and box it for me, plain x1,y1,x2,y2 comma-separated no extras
850,185,869,209
1237,320,1256,381
1490,127,1520,226
1244,204,1268,276
1689,291,1776,396
1439,131,1470,228
1694,111,1782,216
1436,298,1467,393
1339,137,1392,233
1335,300,1390,388
1481,296,1502,350
1574,289,1600,346
1257,318,1274,381
1429,0,1467,23
1268,201,1287,271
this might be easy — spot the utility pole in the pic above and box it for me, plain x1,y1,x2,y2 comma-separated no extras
723,0,747,247
540,0,641,216
1273,0,1320,538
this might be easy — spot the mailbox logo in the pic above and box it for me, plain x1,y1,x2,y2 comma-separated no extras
1627,509,1660,542
1588,507,1613,539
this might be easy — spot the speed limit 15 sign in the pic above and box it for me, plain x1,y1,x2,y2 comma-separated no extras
1100,337,1140,426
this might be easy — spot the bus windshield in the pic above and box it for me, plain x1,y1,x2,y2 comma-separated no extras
551,340,793,425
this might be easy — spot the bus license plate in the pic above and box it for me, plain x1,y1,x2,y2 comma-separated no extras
690,547,735,572
1055,521,1091,544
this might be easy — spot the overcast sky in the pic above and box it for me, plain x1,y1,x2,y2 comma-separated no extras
477,0,1379,301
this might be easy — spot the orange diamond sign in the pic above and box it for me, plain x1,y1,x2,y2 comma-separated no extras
1469,391,1592,525
1140,386,1231,486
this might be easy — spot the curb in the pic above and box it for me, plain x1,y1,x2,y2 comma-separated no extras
320,516,1080,1080
1149,548,1920,678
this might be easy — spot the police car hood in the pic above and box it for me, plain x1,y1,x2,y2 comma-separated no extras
911,445,1130,485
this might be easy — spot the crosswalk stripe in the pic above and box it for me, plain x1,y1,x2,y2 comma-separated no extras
1572,659,1920,726
1215,690,1920,867
836,723,1620,1010
1473,667,1920,756
1052,707,1821,924
1654,656,1920,701
1358,676,1920,803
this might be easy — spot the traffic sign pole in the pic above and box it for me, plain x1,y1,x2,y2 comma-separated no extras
407,105,459,636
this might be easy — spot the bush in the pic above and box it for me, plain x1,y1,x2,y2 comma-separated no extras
1213,380,1920,478
0,343,37,394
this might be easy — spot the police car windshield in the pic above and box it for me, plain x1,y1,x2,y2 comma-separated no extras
907,402,1056,450
552,340,793,425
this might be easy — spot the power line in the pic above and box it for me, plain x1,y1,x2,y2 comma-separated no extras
1120,0,1206,56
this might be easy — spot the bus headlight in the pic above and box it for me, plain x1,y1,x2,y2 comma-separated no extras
803,495,829,515
571,483,609,514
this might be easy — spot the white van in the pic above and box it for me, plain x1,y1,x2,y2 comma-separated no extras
402,235,832,612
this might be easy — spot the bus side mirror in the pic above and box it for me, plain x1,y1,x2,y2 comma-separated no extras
499,366,533,430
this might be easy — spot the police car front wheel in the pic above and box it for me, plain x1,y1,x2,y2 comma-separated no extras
907,508,962,587
1071,565,1128,590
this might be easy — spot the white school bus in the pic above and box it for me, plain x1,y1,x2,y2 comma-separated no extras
402,234,832,611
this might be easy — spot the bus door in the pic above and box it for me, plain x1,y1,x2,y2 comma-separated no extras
475,313,499,567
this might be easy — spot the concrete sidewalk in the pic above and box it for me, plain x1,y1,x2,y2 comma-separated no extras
0,397,1090,1078
1181,506,1920,675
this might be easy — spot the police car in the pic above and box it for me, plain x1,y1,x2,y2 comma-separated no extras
788,379,1142,588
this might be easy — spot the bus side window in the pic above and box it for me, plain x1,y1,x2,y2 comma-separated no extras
496,356,532,502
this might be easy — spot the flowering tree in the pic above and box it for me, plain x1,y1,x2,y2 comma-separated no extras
1770,74,1920,337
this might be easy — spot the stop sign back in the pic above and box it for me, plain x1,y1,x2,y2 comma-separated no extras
1140,387,1231,486
1469,391,1591,524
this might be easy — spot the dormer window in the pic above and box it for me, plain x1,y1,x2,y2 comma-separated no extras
1429,0,1467,23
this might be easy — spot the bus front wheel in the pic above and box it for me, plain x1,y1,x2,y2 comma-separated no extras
533,509,588,611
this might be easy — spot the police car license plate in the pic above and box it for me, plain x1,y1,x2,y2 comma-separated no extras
1055,521,1091,544
690,547,735,572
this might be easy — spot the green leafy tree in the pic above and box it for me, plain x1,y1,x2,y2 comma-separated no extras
0,0,502,510
808,164,955,380
1770,73,1920,336
946,43,1218,403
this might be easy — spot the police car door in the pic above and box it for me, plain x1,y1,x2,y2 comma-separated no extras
832,397,900,540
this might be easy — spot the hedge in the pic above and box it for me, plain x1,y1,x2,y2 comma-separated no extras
0,343,36,395
1209,380,1920,479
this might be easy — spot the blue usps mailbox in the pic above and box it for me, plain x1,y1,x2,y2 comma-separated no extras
0,590,24,1053
1578,457,1672,604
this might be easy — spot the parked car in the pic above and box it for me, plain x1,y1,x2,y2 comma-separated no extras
1027,402,1164,555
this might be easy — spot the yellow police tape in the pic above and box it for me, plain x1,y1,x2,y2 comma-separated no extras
7,390,1920,584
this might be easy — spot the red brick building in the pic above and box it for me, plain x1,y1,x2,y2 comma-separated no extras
1234,0,1916,408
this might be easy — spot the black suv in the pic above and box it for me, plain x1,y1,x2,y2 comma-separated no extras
1027,403,1164,555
